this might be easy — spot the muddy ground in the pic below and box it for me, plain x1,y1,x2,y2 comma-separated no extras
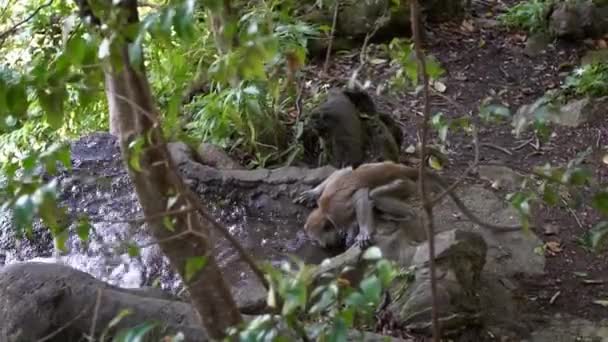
303,0,608,322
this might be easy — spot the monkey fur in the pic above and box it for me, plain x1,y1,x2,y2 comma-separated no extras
305,87,402,168
307,89,366,168
297,161,525,249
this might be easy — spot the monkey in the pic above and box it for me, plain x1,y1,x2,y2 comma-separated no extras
296,161,526,249
305,86,403,168
306,89,366,168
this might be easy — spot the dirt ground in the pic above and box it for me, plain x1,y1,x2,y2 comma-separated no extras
304,0,608,324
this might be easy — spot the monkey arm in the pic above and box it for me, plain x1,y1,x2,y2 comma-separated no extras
353,188,374,248
294,167,353,204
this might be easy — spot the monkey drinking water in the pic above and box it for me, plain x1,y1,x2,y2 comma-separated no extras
297,161,525,249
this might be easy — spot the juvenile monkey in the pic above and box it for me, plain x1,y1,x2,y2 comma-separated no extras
297,161,525,248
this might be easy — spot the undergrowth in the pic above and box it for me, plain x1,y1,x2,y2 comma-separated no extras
499,0,553,33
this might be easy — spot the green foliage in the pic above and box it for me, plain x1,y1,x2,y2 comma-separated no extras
499,0,553,33
387,38,445,90
578,221,608,253
562,62,608,97
227,247,402,341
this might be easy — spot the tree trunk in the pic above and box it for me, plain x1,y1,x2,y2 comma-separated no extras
78,0,243,338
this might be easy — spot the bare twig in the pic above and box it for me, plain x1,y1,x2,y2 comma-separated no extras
430,125,479,207
0,0,54,48
481,142,513,156
410,0,440,340
37,307,89,342
513,137,534,151
561,197,584,230
323,0,340,73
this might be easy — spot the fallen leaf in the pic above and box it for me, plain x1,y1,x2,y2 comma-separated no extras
573,271,589,277
544,223,560,236
545,241,562,255
405,145,417,154
593,300,608,307
433,81,447,93
602,154,608,165
461,20,475,32
549,291,561,304
597,39,607,49
428,155,443,170
369,58,388,65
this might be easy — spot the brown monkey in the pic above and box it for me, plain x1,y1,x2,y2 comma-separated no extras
297,161,524,248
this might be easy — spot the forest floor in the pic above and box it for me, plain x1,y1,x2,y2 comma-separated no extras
304,0,608,323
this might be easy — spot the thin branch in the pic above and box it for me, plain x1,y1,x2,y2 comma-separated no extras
429,125,478,206
184,189,269,289
88,288,103,341
0,0,54,47
410,0,440,341
323,0,340,74
36,307,89,342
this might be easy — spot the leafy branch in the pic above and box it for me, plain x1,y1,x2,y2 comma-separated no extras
0,0,54,48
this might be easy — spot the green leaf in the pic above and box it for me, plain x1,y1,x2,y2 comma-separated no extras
66,36,87,66
162,216,175,232
569,168,591,186
479,104,511,122
38,88,66,129
283,282,307,315
13,194,35,234
7,82,28,118
54,229,69,253
127,244,140,257
578,221,608,253
541,182,559,206
425,55,445,80
185,256,208,282
327,317,347,342
113,321,158,342
359,275,381,302
76,216,91,242
376,259,396,287
592,191,608,215
128,137,145,172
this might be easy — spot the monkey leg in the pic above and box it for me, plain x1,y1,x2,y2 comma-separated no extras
353,188,375,248
294,166,353,204
369,179,418,221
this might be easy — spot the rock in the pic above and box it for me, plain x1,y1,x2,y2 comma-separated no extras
581,48,608,65
391,229,488,335
167,141,194,166
478,164,524,192
433,185,545,277
513,96,608,132
196,143,243,169
0,262,208,341
524,32,552,56
549,1,608,40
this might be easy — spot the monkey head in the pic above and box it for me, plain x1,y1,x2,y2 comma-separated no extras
304,208,345,248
